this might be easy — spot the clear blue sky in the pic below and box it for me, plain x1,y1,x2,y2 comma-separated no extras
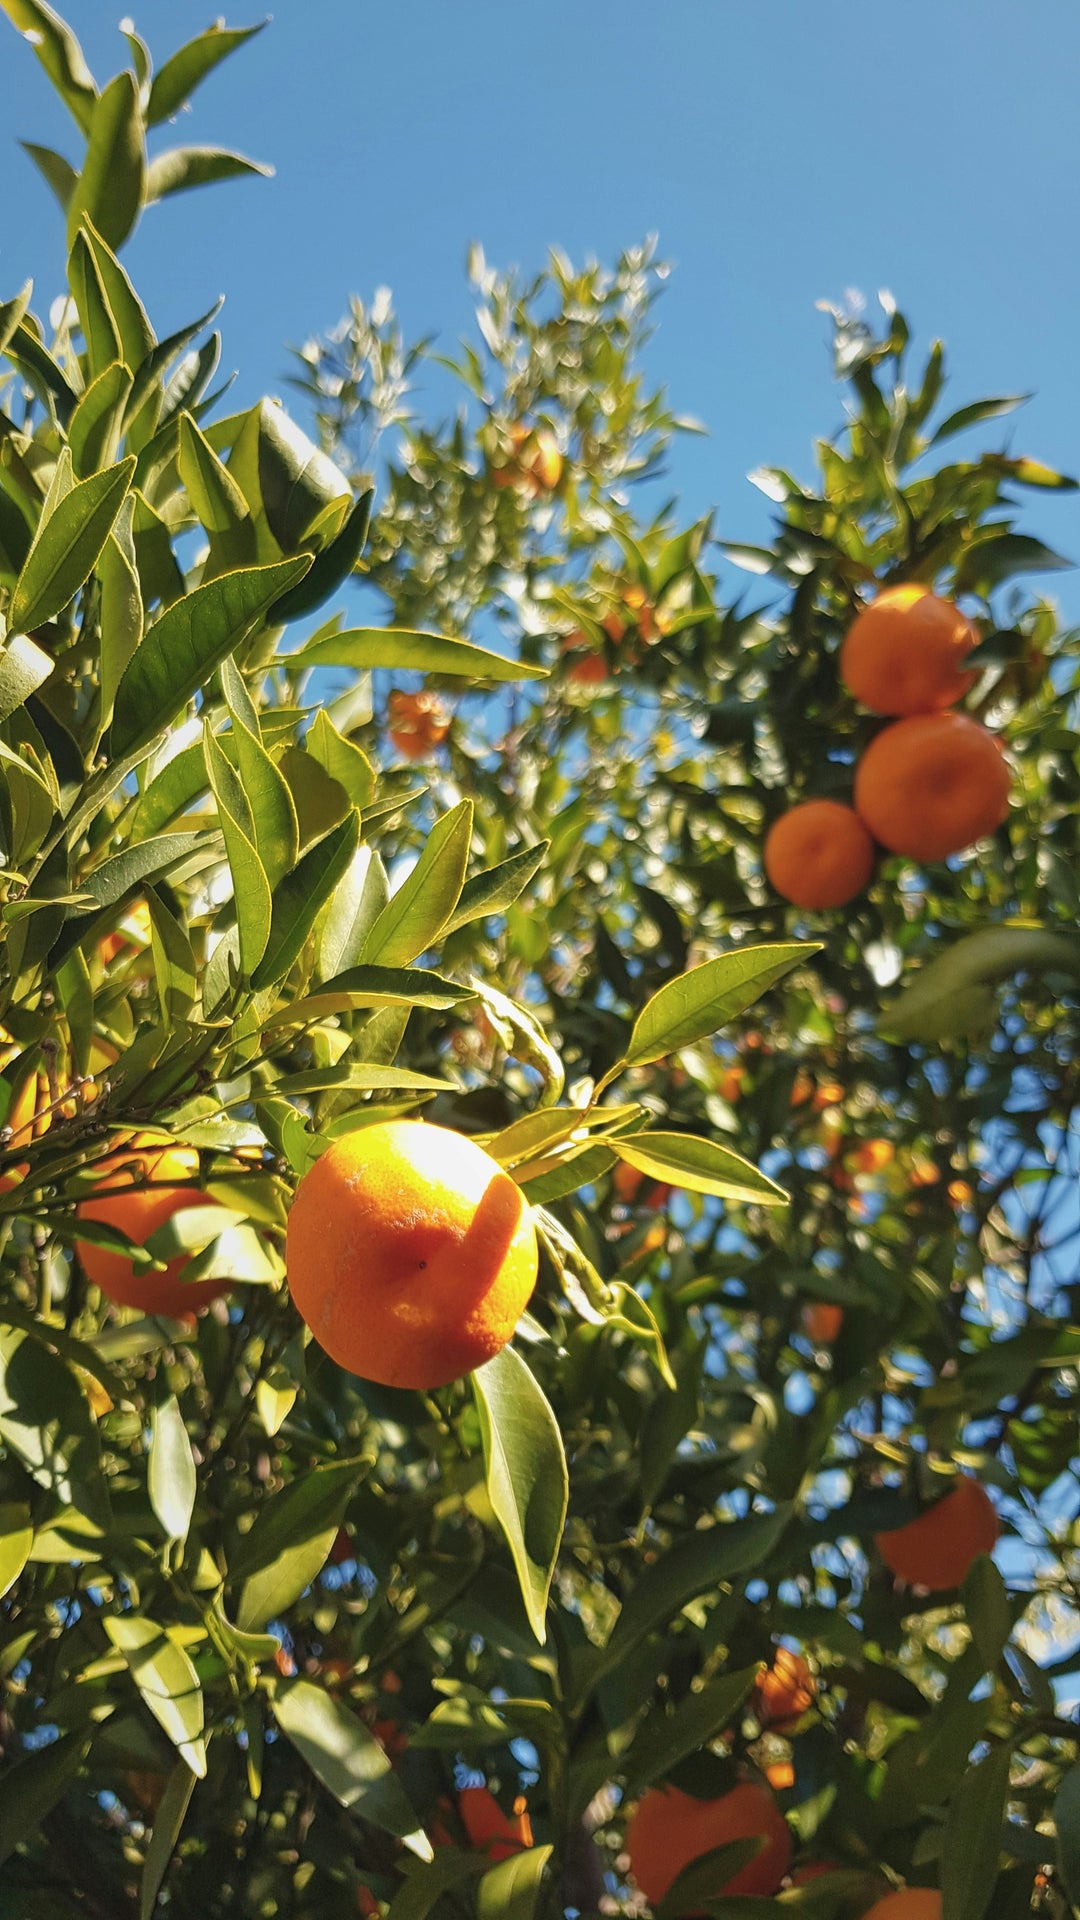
4,1,1080,614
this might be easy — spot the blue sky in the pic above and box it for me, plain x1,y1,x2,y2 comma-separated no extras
4,0,1080,615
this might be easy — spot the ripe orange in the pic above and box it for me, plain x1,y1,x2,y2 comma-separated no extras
849,1138,895,1175
625,1780,792,1906
286,1121,538,1389
765,1761,794,1790
717,1065,745,1103
875,1476,998,1591
802,1302,844,1345
754,1648,816,1732
840,585,979,715
854,712,1010,863
388,689,450,761
561,632,609,685
491,423,562,495
764,800,875,910
862,1894,941,1920
75,1136,230,1320
458,1785,533,1860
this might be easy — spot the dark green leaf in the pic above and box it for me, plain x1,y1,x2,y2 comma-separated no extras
444,842,548,935
622,1668,758,1795
12,453,135,630
20,140,76,210
111,556,310,758
0,632,53,721
0,1729,91,1868
614,1133,787,1206
942,1742,1011,1920
1055,1765,1080,1912
929,395,1028,446
963,1555,1011,1672
68,359,132,476
139,1761,197,1920
104,1616,206,1776
270,488,373,622
250,809,359,990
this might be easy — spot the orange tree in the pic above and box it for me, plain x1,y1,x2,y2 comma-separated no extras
2,12,1080,1920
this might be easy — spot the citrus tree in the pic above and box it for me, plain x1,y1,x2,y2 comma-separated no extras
2,12,1080,1920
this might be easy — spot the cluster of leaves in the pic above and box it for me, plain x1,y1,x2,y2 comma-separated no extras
1,10,1080,1920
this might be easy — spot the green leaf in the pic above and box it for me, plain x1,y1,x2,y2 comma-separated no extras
230,398,349,555
0,1501,32,1600
203,722,272,975
963,1554,1011,1672
0,1728,91,1868
73,219,155,373
0,1325,106,1525
361,799,473,968
146,887,197,1025
307,708,376,809
654,1839,770,1919
621,1667,758,1796
942,1741,1011,1920
444,842,548,935
593,1506,791,1683
145,146,273,203
0,632,53,721
270,488,373,623
472,1345,568,1645
96,492,143,727
880,926,1080,1043
954,530,1073,595
104,1616,207,1777
147,20,268,125
250,809,360,991
614,1132,786,1206
66,70,145,252
81,829,210,911
274,1679,432,1858
476,1848,553,1920
68,227,121,380
624,944,814,1068
233,1460,366,1629
386,1854,489,1920
0,0,97,134
131,743,206,839
21,140,77,211
4,317,79,421
139,1761,197,1920
1055,1765,1080,1913
318,845,390,980
11,453,135,630
272,1063,453,1098
297,625,547,682
0,279,32,357
178,411,253,558
148,1395,197,1545
261,965,468,1031
929,394,1028,445
111,556,310,758
68,359,132,476
222,660,299,884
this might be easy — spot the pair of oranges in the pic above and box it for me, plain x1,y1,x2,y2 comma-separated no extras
765,585,1011,910
561,584,663,684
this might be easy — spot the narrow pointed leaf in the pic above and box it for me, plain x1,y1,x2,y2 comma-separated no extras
472,1345,568,1645
147,21,268,125
139,1761,197,1920
942,1741,1011,1920
12,453,135,630
148,1395,197,1545
361,800,472,968
251,810,360,990
614,1132,787,1206
145,146,273,203
104,1615,206,1776
0,0,97,134
444,842,548,934
624,943,815,1067
274,1679,432,1857
0,633,53,722
297,625,546,682
66,70,145,252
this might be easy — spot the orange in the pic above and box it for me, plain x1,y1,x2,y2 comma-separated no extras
561,632,609,686
625,1780,792,1907
875,1476,998,1591
765,1761,794,1790
76,1135,230,1319
849,1138,894,1175
764,800,874,910
388,689,450,761
717,1065,745,1103
948,1178,975,1210
285,1120,538,1389
840,585,979,715
802,1302,844,1344
790,1860,841,1884
458,1785,533,1860
491,423,562,495
754,1648,816,1731
853,712,1010,863
862,1894,941,1920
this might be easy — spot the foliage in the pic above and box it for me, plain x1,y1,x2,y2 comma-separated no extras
1,11,1080,1920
